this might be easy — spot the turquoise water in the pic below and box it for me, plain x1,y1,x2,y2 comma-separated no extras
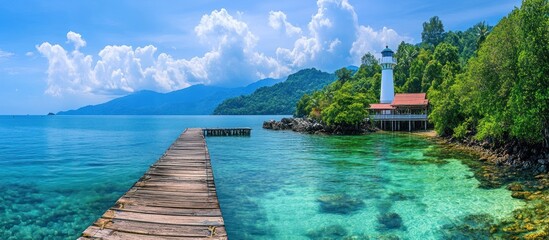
0,116,523,239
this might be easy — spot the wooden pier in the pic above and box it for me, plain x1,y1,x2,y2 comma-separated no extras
80,128,227,239
203,128,251,137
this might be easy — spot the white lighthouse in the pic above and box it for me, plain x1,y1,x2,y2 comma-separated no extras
380,46,396,103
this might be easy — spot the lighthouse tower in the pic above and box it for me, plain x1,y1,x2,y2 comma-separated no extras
380,46,396,103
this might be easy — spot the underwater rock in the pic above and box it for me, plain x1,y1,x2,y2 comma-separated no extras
388,192,415,201
376,234,401,240
523,230,548,240
305,224,348,240
343,234,370,240
507,182,524,191
317,194,365,214
377,212,404,230
439,214,494,239
494,195,549,239
462,214,495,229
511,191,532,199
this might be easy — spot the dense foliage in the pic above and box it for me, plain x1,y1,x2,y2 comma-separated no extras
295,0,548,146
295,54,379,128
430,0,549,146
213,68,335,115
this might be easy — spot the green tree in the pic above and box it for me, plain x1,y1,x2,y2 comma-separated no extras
429,73,461,136
403,49,431,92
335,68,353,83
422,60,442,92
358,53,381,78
429,0,549,145
508,0,549,144
474,21,490,49
394,42,418,89
433,42,459,67
295,93,312,117
422,16,445,47
471,9,520,141
322,82,369,127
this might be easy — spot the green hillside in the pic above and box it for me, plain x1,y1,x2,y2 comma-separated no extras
213,68,335,115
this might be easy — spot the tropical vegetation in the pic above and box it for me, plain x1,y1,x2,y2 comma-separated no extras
295,0,548,147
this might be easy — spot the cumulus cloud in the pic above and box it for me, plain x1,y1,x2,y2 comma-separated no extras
66,31,86,50
351,26,410,61
191,8,289,86
276,0,410,71
38,10,290,96
269,11,302,36
37,1,411,97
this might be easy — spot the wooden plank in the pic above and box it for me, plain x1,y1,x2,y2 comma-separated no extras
81,226,226,239
94,219,227,237
99,210,224,226
112,206,222,216
81,128,227,239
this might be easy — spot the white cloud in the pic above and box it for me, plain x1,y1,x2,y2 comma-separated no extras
38,9,290,96
37,41,94,96
66,31,87,50
269,11,302,36
25,51,34,57
37,2,411,97
351,26,411,61
276,0,410,71
0,49,14,58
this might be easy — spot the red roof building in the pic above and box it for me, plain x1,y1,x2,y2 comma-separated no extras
392,93,429,107
368,93,429,131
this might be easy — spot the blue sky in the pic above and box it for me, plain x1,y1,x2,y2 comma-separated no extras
0,0,521,114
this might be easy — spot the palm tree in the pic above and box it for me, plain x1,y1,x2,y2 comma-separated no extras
475,21,490,49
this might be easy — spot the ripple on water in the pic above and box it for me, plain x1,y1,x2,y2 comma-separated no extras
208,131,525,239
0,117,527,239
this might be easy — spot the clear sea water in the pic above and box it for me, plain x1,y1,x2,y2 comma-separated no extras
0,115,523,239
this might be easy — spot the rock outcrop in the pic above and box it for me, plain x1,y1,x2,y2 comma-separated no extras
263,117,374,135
447,137,549,175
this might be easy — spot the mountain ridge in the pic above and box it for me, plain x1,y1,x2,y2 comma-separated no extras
58,78,281,115
213,68,336,115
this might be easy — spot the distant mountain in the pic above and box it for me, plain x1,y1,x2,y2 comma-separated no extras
213,68,335,115
58,78,282,115
346,65,359,72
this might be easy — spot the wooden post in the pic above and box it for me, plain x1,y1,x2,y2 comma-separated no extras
409,120,411,132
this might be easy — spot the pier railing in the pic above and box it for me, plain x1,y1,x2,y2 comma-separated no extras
370,114,427,121
203,128,251,136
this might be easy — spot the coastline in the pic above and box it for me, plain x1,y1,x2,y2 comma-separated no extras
413,130,549,239
265,117,547,176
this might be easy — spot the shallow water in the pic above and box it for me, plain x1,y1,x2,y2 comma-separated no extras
0,116,523,239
